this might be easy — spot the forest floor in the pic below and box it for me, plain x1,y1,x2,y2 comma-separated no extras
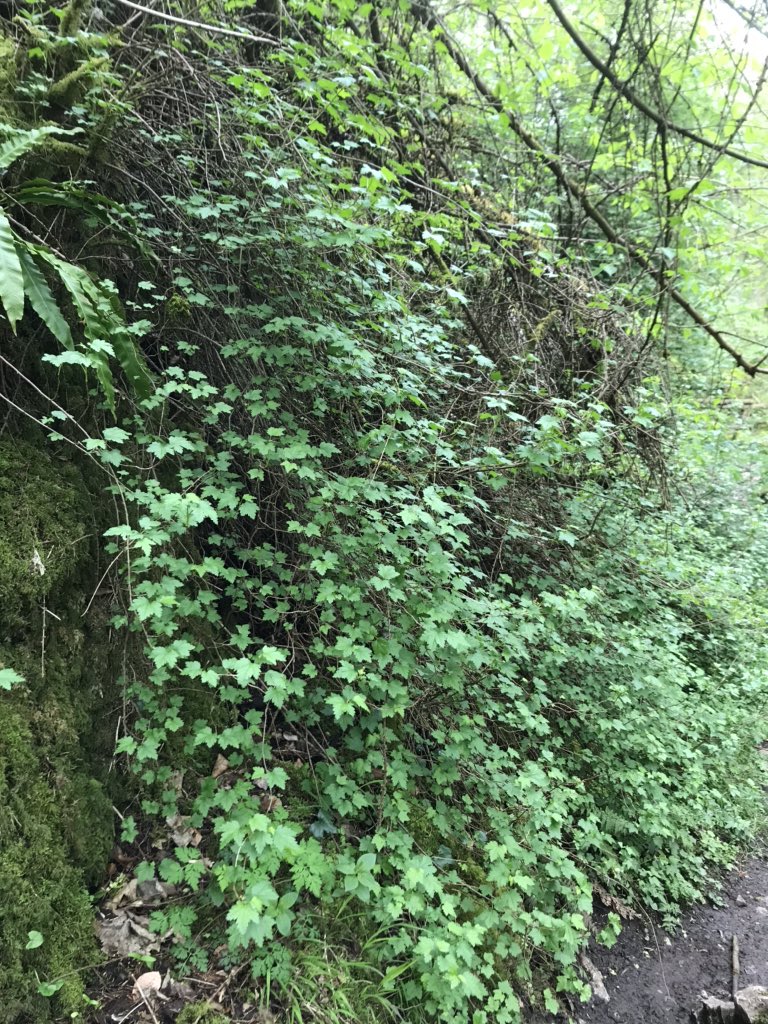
87,854,768,1023
559,854,768,1024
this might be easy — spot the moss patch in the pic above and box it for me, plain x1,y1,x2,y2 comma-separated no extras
0,439,93,634
0,35,19,125
0,439,116,1022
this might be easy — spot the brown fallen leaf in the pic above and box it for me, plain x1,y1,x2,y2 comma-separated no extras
107,876,174,911
168,769,185,795
260,794,283,813
105,877,138,911
137,878,176,903
111,844,135,867
96,911,161,957
212,753,229,778
177,826,203,848
167,813,202,848
162,973,196,1000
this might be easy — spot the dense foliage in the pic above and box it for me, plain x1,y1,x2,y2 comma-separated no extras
1,0,767,1021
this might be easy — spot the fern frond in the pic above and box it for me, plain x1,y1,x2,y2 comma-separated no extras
0,208,24,331
0,125,83,172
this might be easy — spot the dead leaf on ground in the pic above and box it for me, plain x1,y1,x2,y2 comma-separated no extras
111,845,135,867
212,753,229,778
139,878,176,903
106,877,175,911
166,813,202,848
162,973,196,1000
96,911,162,957
105,877,138,911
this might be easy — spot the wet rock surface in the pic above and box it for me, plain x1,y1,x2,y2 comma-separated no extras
547,857,768,1024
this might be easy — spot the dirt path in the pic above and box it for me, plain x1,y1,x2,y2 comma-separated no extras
564,857,768,1023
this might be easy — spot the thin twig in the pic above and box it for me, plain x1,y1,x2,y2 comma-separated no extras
545,0,768,170
409,0,766,376
41,595,46,680
81,548,127,617
112,0,279,46
732,934,740,1002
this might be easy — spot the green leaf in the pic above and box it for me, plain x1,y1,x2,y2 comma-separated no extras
25,931,44,949
103,426,130,444
128,953,156,967
17,248,73,348
0,667,23,690
121,815,138,844
42,351,92,368
100,285,153,400
37,979,64,998
0,126,81,171
34,251,117,410
0,209,24,331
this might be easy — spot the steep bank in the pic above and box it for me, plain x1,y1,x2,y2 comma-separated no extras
0,1,767,1021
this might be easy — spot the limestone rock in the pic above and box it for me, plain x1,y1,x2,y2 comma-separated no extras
696,995,738,1023
736,986,768,1023
695,989,768,1024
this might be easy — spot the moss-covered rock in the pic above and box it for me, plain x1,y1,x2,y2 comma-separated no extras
0,440,92,634
0,439,116,1023
0,35,19,125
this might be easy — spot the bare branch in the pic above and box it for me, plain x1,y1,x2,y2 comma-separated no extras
113,0,279,46
545,0,768,171
410,0,765,376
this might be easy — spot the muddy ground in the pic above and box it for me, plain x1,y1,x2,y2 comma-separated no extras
554,856,768,1023
89,856,768,1023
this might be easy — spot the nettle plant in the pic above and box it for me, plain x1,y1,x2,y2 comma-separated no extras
85,27,768,1024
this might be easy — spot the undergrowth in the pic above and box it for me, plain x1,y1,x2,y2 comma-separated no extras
0,1,765,1022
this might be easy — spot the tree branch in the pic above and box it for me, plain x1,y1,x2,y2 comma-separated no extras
545,0,768,171
409,0,765,376
113,0,279,45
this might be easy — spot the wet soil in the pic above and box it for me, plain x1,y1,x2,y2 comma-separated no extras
89,856,768,1023
563,856,768,1023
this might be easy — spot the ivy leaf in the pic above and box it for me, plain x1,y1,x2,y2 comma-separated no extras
0,667,23,691
309,808,338,839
